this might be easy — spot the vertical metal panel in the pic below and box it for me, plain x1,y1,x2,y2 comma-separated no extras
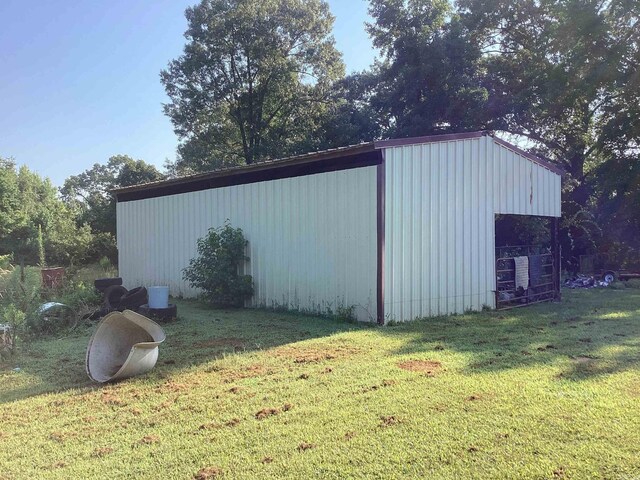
383,136,562,322
117,166,377,321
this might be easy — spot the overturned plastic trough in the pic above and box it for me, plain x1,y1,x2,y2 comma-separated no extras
86,309,166,383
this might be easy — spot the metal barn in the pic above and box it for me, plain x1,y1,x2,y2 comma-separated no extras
114,131,562,323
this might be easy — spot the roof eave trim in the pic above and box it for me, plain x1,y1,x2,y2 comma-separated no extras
112,142,376,195
373,131,487,148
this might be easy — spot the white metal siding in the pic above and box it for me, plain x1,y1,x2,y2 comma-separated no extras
117,166,377,321
384,136,561,322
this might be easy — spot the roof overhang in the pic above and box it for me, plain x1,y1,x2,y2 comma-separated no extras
114,131,563,202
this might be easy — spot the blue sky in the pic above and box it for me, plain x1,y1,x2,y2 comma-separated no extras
0,0,376,185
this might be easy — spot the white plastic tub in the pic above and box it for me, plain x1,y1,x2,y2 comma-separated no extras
148,286,169,309
86,310,166,383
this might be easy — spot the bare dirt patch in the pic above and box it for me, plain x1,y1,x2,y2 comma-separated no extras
397,360,443,376
101,392,127,407
380,415,401,427
158,381,191,393
139,435,160,445
226,418,241,427
298,442,316,451
194,466,223,479
256,408,280,420
222,363,275,382
270,344,360,364
553,466,567,478
344,431,356,440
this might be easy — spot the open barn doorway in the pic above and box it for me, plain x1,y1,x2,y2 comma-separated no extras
495,215,561,309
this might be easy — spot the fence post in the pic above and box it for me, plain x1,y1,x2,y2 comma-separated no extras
551,218,561,300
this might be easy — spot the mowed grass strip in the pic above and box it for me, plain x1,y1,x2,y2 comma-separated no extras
1,289,640,479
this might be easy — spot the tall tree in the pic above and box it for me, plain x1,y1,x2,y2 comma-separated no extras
0,158,93,265
161,0,344,173
61,155,164,236
363,0,489,138
458,0,640,261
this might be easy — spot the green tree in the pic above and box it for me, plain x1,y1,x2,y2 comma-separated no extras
61,155,164,236
318,72,384,148
458,0,640,261
161,0,344,173
361,0,489,138
0,159,93,265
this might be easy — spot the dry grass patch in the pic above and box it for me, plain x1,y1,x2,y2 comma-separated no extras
270,344,360,364
397,359,443,376
380,415,401,428
255,408,279,420
194,466,223,479
92,447,113,458
221,363,275,382
139,435,160,445
297,442,316,451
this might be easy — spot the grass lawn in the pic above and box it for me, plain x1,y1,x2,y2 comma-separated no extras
1,289,640,479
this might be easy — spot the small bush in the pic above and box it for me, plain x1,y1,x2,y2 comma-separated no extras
0,253,13,270
608,281,627,290
86,232,118,265
625,279,640,289
0,266,40,349
335,304,357,323
183,222,253,307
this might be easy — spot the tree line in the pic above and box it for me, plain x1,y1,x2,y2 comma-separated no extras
1,0,638,270
161,0,640,269
0,155,163,267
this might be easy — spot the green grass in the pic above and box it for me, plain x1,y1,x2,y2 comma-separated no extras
1,289,640,479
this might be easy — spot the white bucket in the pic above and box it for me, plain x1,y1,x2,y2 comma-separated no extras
148,286,169,309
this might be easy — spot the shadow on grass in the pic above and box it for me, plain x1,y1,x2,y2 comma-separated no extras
2,289,639,404
382,288,640,381
0,299,367,404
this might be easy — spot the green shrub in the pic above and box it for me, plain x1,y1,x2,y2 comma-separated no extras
0,267,41,348
86,232,118,265
99,256,112,272
0,254,13,270
625,279,640,289
183,222,253,307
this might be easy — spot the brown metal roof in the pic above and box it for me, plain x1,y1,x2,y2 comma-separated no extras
114,131,562,199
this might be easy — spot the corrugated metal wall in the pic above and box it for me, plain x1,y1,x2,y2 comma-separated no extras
117,166,377,321
383,135,561,321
